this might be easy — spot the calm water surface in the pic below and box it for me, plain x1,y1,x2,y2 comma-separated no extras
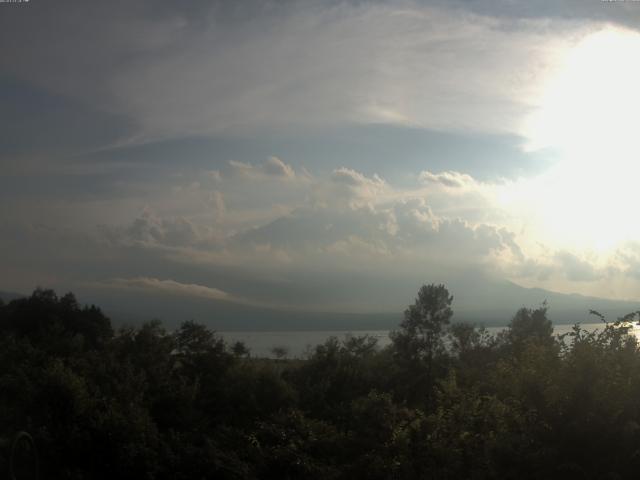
220,322,636,358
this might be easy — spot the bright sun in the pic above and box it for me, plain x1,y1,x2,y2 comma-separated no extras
521,26,640,253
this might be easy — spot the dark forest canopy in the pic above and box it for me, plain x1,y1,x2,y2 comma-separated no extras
2,286,640,479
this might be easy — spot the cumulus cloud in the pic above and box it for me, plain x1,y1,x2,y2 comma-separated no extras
332,168,385,188
125,210,201,246
85,165,517,296
209,191,226,219
96,166,570,291
228,196,510,270
263,156,295,179
228,157,297,180
207,170,222,182
108,209,221,250
616,243,640,280
329,168,388,207
555,251,603,282
419,171,475,189
3,160,640,310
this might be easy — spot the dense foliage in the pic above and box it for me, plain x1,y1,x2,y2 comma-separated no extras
2,285,640,479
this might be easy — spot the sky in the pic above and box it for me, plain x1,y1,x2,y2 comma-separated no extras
2,0,640,320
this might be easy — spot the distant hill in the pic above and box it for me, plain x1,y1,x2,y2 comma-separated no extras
4,281,639,331
79,279,640,331
97,296,404,332
452,280,640,326
0,290,25,303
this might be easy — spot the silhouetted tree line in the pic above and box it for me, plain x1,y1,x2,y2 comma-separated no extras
1,285,640,479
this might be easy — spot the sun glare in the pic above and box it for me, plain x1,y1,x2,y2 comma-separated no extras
522,26,640,252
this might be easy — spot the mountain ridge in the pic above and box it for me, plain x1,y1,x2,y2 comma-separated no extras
5,279,639,330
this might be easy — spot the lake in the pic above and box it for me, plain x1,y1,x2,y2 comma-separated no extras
219,321,631,358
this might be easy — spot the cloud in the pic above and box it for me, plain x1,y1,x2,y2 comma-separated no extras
110,4,594,142
207,170,222,182
616,243,640,280
331,168,384,188
419,171,475,189
0,1,599,144
105,277,231,301
210,191,226,219
228,194,510,270
3,159,640,310
4,0,640,309
555,251,603,282
263,156,295,179
91,166,609,301
228,157,297,180
124,209,202,247
329,168,388,206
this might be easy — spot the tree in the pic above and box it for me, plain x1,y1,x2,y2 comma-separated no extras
174,320,222,357
507,305,554,348
390,284,453,405
231,340,250,358
271,346,290,360
391,284,453,363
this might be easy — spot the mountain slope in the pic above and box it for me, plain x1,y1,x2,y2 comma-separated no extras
5,281,638,330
